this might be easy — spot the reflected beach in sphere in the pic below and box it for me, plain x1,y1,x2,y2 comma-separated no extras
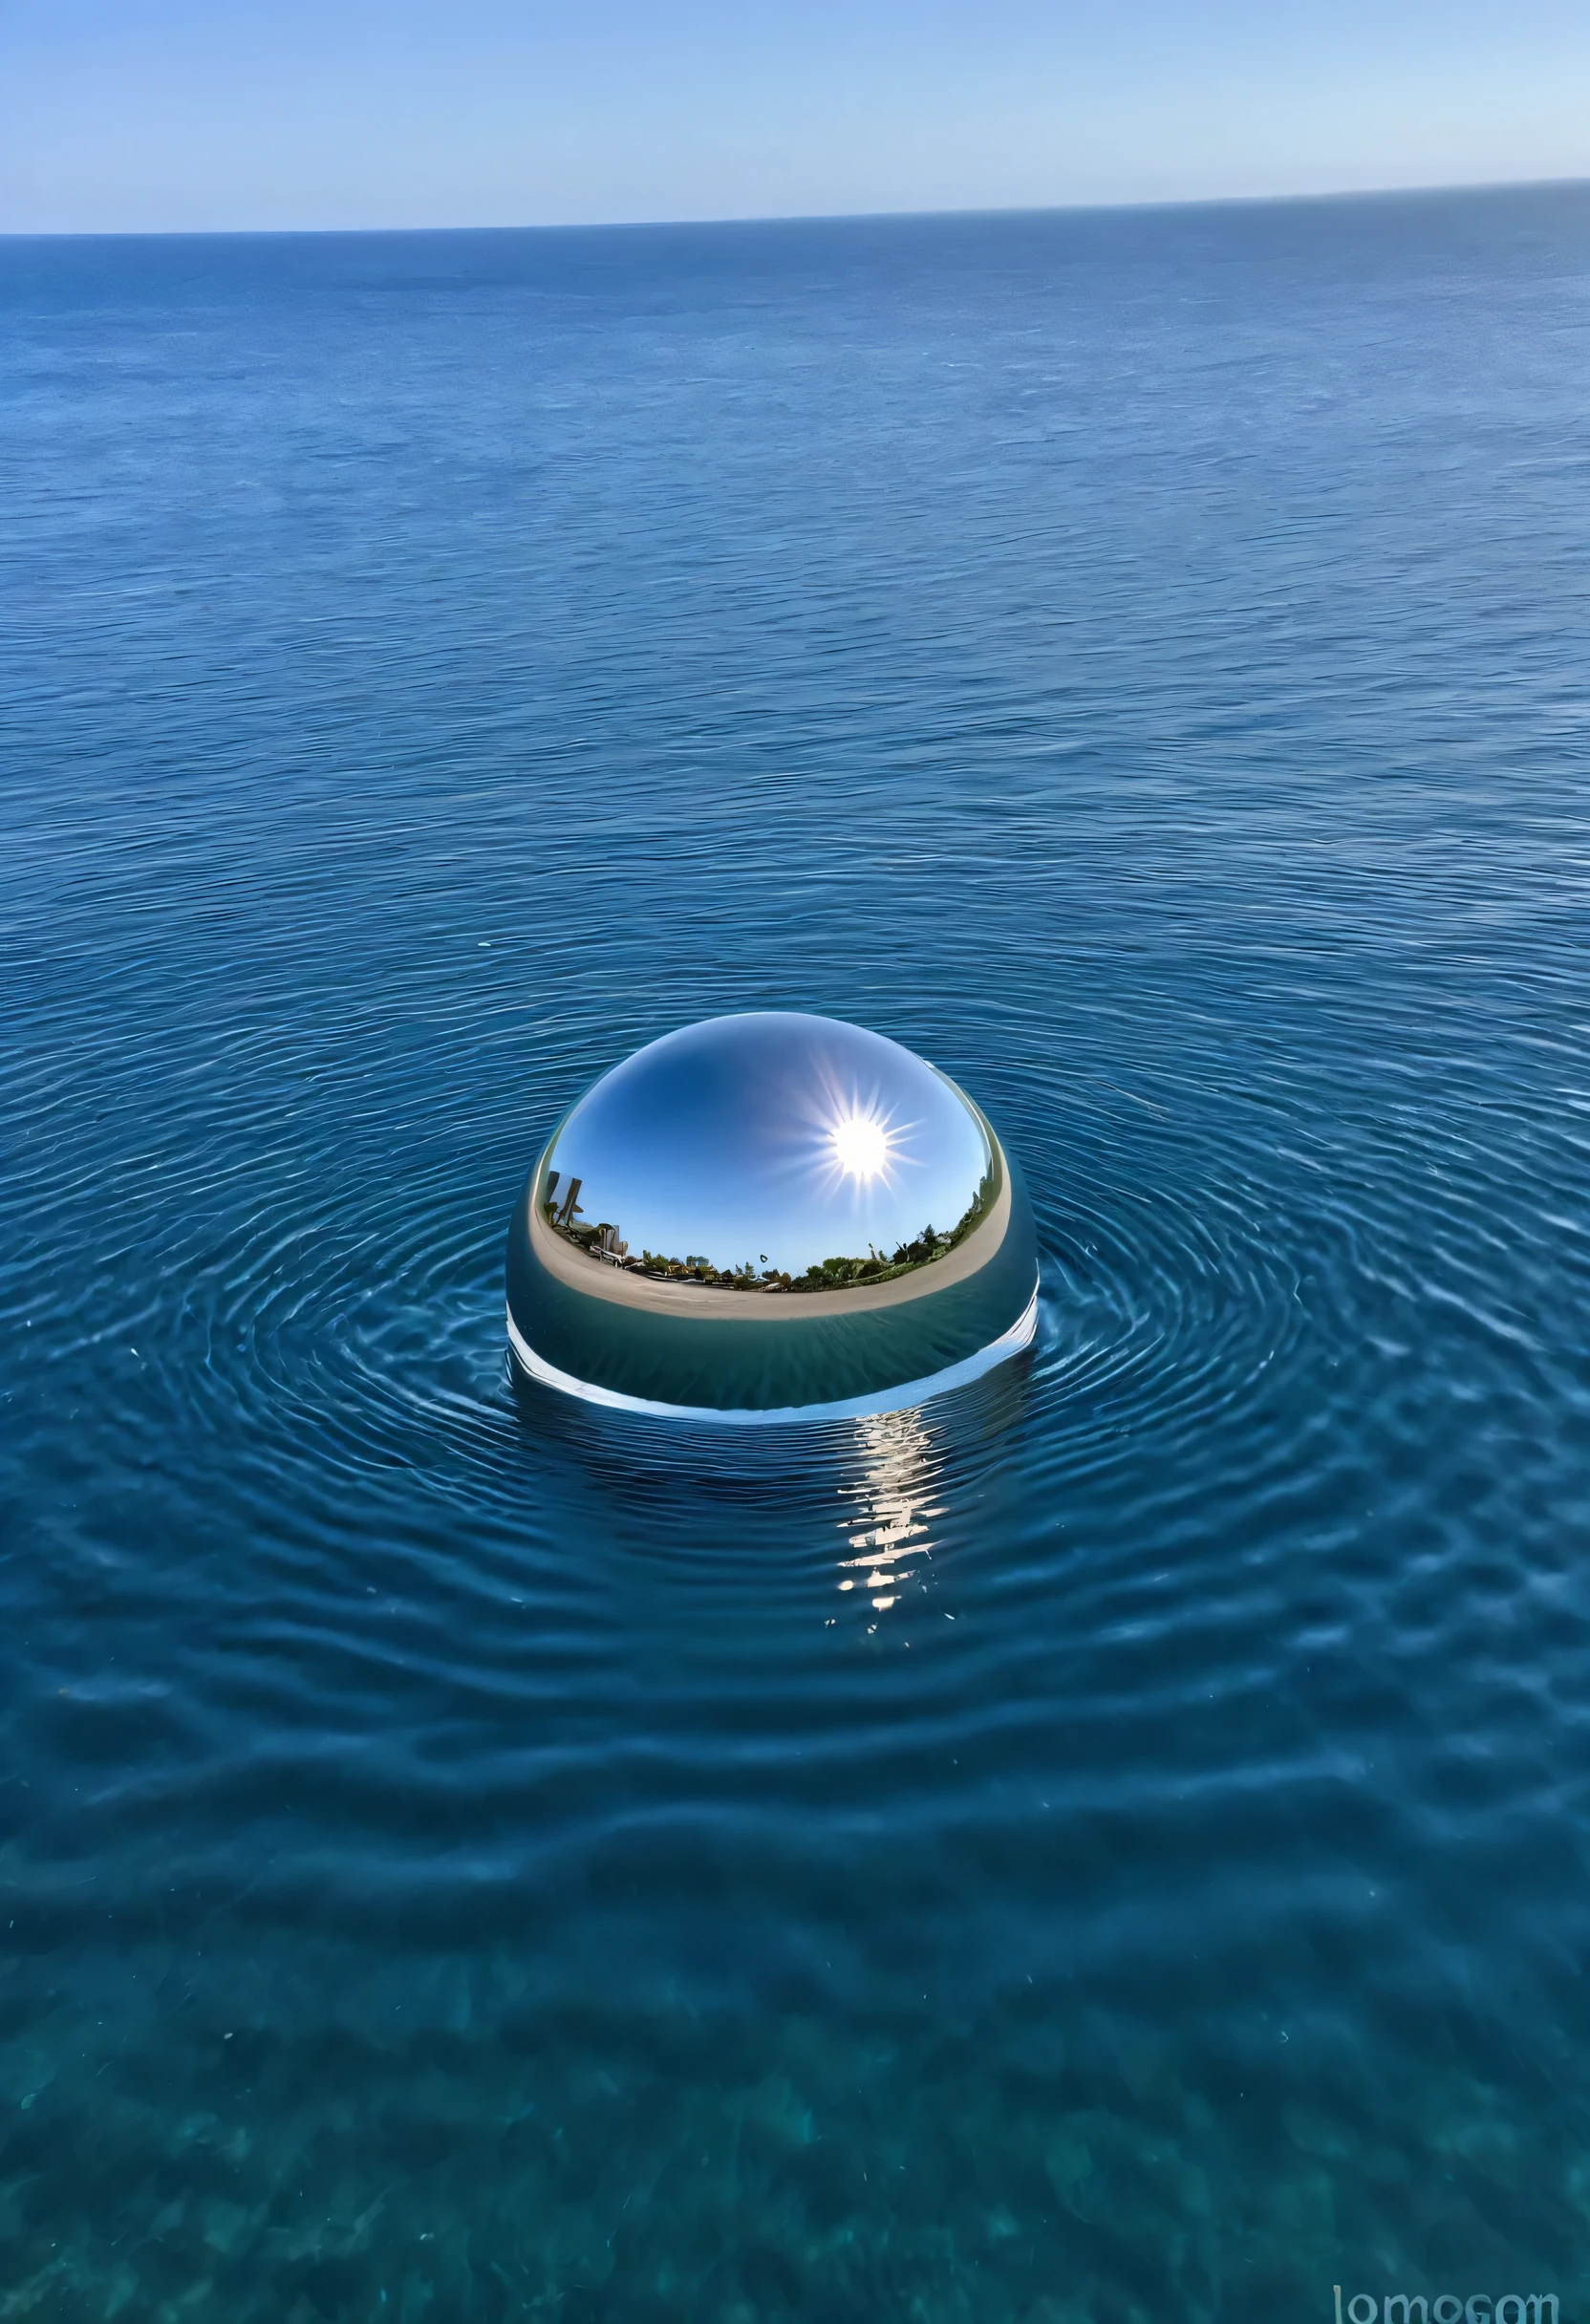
505,1013,1038,1419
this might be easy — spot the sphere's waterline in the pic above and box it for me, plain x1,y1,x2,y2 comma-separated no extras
505,1277,1040,1424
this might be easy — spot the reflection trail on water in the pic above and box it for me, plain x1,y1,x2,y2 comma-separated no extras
837,1406,945,1621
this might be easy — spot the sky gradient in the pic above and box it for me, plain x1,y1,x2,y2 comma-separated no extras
3,0,1588,234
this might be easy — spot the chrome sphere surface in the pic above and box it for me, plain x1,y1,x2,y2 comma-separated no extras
541,1012,992,1284
505,1012,1038,1421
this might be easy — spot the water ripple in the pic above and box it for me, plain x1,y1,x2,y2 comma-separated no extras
4,194,1590,2320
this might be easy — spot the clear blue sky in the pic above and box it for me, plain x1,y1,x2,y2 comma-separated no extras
3,0,1587,235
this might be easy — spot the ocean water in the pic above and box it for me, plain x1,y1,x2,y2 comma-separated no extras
2,185,1588,2322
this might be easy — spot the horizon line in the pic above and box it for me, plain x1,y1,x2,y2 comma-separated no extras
4,170,1586,245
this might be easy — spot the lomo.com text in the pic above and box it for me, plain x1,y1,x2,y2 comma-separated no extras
1336,2292,1558,2324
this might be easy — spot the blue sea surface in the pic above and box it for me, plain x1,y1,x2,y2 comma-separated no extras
2,187,1589,2321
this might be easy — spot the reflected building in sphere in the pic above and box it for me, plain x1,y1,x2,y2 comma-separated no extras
505,1012,1038,1420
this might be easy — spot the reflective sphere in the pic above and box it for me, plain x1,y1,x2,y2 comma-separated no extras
505,1012,1038,1420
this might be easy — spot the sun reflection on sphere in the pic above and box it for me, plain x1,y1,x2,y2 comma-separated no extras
830,1111,892,1182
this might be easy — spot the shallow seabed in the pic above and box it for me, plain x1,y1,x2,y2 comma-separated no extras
2,188,1589,2321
